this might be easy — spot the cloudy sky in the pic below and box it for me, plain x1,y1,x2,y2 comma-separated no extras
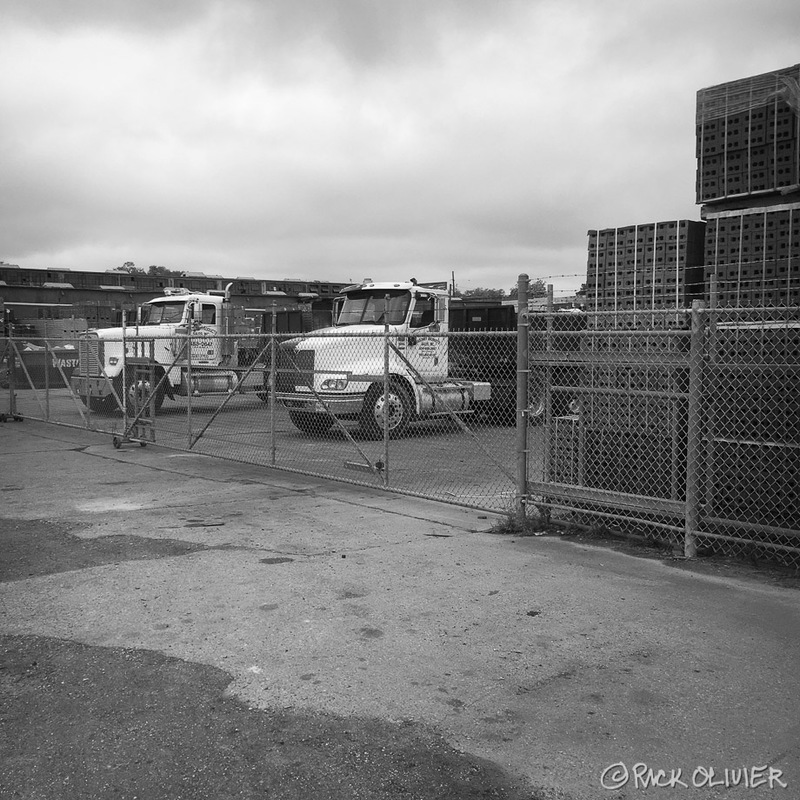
2,0,799,296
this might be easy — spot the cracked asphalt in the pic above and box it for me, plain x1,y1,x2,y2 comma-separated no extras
1,420,799,799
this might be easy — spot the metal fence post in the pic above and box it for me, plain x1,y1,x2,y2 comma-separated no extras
383,294,390,487
516,274,530,521
186,325,193,447
684,299,706,558
43,338,50,421
121,311,128,423
269,301,277,466
7,325,17,418
542,284,554,481
703,277,718,513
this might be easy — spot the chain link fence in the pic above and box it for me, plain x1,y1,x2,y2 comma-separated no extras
525,304,800,569
0,328,518,513
701,306,799,561
3,300,798,568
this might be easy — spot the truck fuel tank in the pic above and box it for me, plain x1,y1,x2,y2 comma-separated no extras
184,370,240,395
417,381,491,415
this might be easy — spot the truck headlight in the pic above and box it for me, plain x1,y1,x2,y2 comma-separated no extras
321,377,349,391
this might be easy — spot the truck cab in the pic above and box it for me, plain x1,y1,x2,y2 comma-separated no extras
70,286,247,412
276,280,491,437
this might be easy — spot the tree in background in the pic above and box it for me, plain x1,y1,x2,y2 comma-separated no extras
111,261,145,274
507,278,547,300
110,262,184,277
147,265,185,277
458,287,507,300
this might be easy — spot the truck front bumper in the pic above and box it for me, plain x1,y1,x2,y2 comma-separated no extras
70,374,114,398
278,391,366,417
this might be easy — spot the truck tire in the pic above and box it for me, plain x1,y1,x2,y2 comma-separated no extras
82,393,115,414
360,381,413,440
113,369,164,415
289,410,334,435
258,373,271,404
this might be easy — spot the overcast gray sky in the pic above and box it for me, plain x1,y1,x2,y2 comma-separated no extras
2,0,799,296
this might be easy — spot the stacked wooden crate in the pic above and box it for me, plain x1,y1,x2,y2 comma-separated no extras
697,63,800,307
586,221,706,319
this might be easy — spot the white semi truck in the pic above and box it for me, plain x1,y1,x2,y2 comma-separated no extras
70,284,269,412
275,279,498,438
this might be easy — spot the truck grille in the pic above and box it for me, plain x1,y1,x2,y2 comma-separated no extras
277,345,314,393
78,335,103,376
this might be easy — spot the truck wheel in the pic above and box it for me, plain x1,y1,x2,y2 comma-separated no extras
289,410,334,435
82,394,114,414
258,374,271,404
151,381,166,412
113,369,163,414
111,371,128,414
360,381,412,440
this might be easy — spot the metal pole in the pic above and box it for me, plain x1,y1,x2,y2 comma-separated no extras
121,311,128,424
541,284,555,485
516,274,530,522
43,338,50,421
703,276,718,512
186,324,193,448
383,293,390,487
545,283,554,427
7,323,17,418
684,299,706,558
0,336,7,416
269,301,277,466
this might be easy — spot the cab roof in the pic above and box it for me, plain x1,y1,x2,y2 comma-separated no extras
346,280,449,296
147,288,226,304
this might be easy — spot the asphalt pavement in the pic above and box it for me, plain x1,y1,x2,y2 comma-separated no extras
1,419,799,799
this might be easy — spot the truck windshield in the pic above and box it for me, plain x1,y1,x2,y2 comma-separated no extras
336,290,410,326
140,301,187,325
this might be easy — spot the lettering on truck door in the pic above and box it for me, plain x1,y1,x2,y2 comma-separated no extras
190,303,222,365
403,294,447,382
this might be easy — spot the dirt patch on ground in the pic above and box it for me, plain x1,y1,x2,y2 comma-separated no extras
0,519,223,582
0,634,542,800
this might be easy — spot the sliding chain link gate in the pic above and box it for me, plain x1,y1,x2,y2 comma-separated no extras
1,323,519,513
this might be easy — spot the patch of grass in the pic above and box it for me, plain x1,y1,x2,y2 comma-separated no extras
488,510,549,537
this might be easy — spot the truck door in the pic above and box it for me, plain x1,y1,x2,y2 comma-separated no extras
402,293,448,382
190,302,223,365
